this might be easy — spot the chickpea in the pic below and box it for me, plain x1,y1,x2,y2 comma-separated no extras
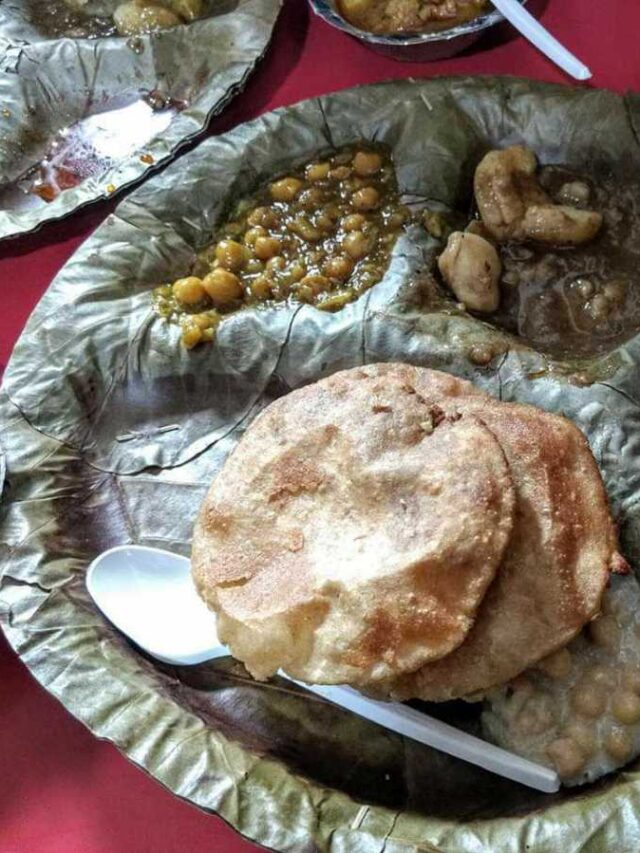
202,269,243,306
342,230,372,260
270,177,303,202
254,236,282,260
536,648,572,680
266,256,286,273
306,162,331,182
342,213,366,232
605,728,634,763
557,180,590,207
329,165,351,181
286,261,307,282
244,226,267,246
587,293,611,322
589,615,620,650
386,208,409,229
546,737,586,778
564,723,597,757
516,705,553,736
603,279,627,305
353,150,382,177
215,239,246,271
316,290,354,312
181,322,203,349
468,344,494,366
571,684,607,718
298,188,325,210
192,313,215,330
323,255,355,281
172,276,206,305
612,691,640,725
298,274,330,296
585,664,616,689
315,212,337,233
247,206,280,228
352,186,380,211
288,216,322,242
574,277,594,299
245,258,264,274
250,276,272,300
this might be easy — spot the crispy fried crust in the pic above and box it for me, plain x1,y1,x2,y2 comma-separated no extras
191,364,515,685
387,388,618,701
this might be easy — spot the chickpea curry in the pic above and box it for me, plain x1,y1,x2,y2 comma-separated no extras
153,145,409,349
338,0,488,36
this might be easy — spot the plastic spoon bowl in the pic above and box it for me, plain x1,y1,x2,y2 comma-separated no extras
86,545,560,794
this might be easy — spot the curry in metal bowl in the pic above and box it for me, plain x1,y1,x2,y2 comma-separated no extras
337,0,489,35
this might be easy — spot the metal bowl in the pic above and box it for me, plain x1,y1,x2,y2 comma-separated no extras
308,0,525,61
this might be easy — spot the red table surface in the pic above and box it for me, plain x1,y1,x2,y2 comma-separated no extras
1,1,640,850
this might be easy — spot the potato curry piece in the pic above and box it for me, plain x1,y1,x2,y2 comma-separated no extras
153,145,409,349
113,0,203,35
438,231,501,313
338,0,488,36
473,147,602,244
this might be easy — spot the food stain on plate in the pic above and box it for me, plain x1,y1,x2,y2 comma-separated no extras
0,94,179,210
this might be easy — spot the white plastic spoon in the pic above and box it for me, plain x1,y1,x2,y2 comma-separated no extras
492,0,591,81
86,545,560,794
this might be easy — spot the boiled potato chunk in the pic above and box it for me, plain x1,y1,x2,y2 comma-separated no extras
114,2,181,35
438,231,501,313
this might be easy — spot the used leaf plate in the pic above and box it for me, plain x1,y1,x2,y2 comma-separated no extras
2,78,640,852
0,0,282,241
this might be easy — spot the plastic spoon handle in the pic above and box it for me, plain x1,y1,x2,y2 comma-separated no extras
491,0,591,81
297,682,560,793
